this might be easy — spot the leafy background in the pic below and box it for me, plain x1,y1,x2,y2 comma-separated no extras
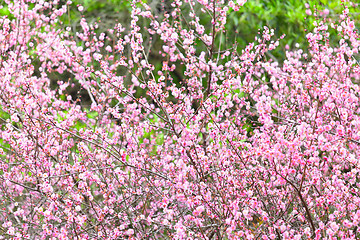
62,0,360,53
46,0,359,104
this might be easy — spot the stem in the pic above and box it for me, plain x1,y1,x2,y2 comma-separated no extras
205,0,217,99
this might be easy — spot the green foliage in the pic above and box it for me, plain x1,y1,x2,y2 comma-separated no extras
86,111,98,119
0,5,10,16
227,0,360,59
0,108,10,121
80,0,132,12
0,138,10,156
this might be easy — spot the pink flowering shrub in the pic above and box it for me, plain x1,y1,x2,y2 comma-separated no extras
0,0,360,239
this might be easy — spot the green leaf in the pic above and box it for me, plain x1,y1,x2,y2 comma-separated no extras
156,133,164,145
87,111,98,119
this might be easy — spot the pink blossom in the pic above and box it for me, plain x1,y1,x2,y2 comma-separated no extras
1,0,360,239
237,0,247,6
193,206,205,216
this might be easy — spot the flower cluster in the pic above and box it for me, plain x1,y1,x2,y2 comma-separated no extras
0,0,359,239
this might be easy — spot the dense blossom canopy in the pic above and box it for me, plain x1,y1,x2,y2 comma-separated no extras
0,0,360,239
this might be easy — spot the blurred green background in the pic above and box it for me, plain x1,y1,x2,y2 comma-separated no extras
54,0,360,105
64,0,360,57
1,0,359,105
